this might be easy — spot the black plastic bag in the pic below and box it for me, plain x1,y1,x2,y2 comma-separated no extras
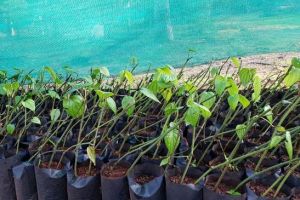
246,176,291,200
165,167,204,200
128,163,165,200
67,155,103,200
101,161,131,200
203,174,246,200
34,153,70,200
13,162,38,200
0,149,27,200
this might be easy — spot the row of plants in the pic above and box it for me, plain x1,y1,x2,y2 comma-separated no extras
0,56,300,200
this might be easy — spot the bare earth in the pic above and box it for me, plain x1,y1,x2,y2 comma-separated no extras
136,52,300,81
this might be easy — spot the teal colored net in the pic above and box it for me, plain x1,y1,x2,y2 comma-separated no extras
0,0,300,74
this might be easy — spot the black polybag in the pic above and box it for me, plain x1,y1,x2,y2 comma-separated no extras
128,163,165,200
165,167,204,200
67,154,103,200
34,153,70,200
13,162,38,200
101,161,131,200
0,148,28,200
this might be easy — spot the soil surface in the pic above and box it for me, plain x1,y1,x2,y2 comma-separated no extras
135,175,155,184
102,164,129,178
205,179,238,195
39,161,64,170
293,192,300,200
169,175,197,184
77,165,99,177
248,181,287,198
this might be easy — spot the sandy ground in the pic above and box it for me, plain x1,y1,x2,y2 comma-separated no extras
136,52,300,81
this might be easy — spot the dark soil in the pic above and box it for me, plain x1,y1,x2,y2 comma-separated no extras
292,192,300,200
39,161,64,170
77,165,99,177
135,175,155,184
205,179,238,195
102,164,129,178
248,181,287,198
169,175,197,184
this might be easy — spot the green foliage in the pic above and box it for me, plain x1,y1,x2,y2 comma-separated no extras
120,70,134,85
263,105,273,124
199,91,216,109
50,109,61,123
31,117,41,125
284,67,300,87
63,95,85,118
236,124,247,140
3,82,19,96
291,58,300,68
107,97,117,114
6,124,15,135
215,75,227,96
252,75,261,102
87,146,96,166
164,122,180,156
140,87,160,103
121,95,135,116
48,90,60,100
21,99,36,112
228,94,239,110
164,102,181,116
44,67,62,84
227,78,239,96
238,68,256,86
285,131,293,160
239,94,250,108
231,57,241,68
269,136,283,149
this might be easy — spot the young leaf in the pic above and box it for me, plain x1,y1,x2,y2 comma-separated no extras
21,99,36,112
236,124,247,140
284,67,300,87
6,124,15,135
239,68,256,86
164,123,180,155
99,67,110,77
227,78,239,96
48,90,60,100
239,94,250,108
228,94,239,110
160,157,170,166
120,70,134,85
140,87,160,103
184,107,200,127
121,95,135,116
292,58,300,68
44,66,62,84
106,97,117,114
199,91,216,109
162,88,172,102
195,103,212,119
95,90,114,100
227,189,241,196
87,146,96,166
50,109,61,122
231,57,241,68
285,131,293,160
164,102,181,116
215,75,227,96
31,117,41,125
263,105,273,124
276,126,286,133
252,76,261,102
63,95,85,118
269,136,283,149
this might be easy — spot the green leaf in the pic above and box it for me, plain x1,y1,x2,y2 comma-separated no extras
184,82,197,94
95,90,114,100
31,117,41,125
252,76,261,102
239,94,250,108
236,124,247,140
269,136,283,149
264,105,273,124
106,97,117,114
120,70,134,85
3,82,19,96
164,123,180,155
239,68,256,86
292,58,300,68
215,75,227,96
140,87,160,103
276,126,286,133
284,67,300,87
164,103,181,116
6,124,15,135
231,57,241,68
285,131,293,160
195,103,212,119
227,189,241,196
121,96,135,116
199,91,216,109
50,109,61,122
87,146,96,166
44,66,62,84
228,94,239,110
63,95,85,118
160,157,170,166
162,88,172,102
99,67,110,76
184,107,200,127
48,90,60,100
227,78,239,96
210,67,220,77
21,99,36,112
